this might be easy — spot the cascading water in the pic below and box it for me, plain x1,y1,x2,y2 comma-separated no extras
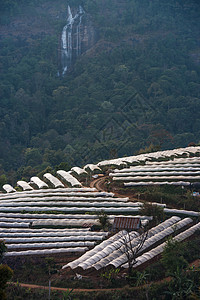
60,5,85,76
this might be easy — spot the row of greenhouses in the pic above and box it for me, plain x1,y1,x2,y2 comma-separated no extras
63,216,195,270
109,155,200,186
0,185,145,256
122,222,200,269
1,146,200,259
2,146,200,194
97,146,200,169
64,216,180,269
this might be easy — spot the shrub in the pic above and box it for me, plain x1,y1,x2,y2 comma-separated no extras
0,264,13,300
161,237,188,275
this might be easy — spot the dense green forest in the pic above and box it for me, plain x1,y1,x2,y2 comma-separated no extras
0,0,200,185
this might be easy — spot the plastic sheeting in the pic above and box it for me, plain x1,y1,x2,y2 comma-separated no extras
125,181,191,187
43,173,64,188
0,222,29,228
0,188,97,199
113,175,200,181
0,191,114,201
7,241,95,249
123,222,200,269
71,167,88,176
0,231,108,238
147,158,200,165
31,219,101,227
0,200,140,208
113,166,200,173
110,171,200,177
17,181,33,191
118,217,192,269
0,206,141,213
0,196,128,204
0,212,151,221
30,177,48,189
164,208,199,217
57,170,82,187
96,217,186,270
2,184,16,193
63,231,130,270
97,147,200,168
5,247,88,257
0,218,34,223
4,235,105,243
79,231,140,270
84,164,102,174
63,216,181,270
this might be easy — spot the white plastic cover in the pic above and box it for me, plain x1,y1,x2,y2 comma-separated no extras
5,247,88,256
43,173,64,188
2,184,16,193
57,170,82,187
30,177,48,189
17,181,33,191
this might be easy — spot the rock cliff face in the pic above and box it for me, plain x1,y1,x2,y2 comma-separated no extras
59,5,97,76
81,15,97,55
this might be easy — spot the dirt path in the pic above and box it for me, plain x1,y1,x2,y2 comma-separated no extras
9,282,125,293
90,176,139,201
90,176,107,191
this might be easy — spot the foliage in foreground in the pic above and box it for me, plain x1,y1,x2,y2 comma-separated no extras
0,240,13,300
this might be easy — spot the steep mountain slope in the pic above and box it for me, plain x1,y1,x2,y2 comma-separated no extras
0,0,200,184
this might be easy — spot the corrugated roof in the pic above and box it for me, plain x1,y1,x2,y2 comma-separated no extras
113,217,141,230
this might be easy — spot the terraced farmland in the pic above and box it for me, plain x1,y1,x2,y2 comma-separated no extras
1,146,200,276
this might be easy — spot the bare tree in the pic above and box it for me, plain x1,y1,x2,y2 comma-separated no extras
118,229,149,276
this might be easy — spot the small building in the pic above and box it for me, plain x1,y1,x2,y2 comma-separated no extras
112,216,141,232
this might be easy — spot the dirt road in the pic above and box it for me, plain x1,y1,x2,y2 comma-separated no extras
90,176,107,191
9,282,125,293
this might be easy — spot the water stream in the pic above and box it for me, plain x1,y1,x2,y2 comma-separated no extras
60,5,85,76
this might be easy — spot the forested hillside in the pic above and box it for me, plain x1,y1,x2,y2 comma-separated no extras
0,0,200,185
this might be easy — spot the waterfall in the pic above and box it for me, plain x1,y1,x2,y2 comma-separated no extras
60,5,85,76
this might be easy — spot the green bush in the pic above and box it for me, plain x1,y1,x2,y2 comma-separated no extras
0,264,13,300
161,238,188,275
145,261,165,281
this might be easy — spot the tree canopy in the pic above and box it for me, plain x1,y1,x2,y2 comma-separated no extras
0,0,200,182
